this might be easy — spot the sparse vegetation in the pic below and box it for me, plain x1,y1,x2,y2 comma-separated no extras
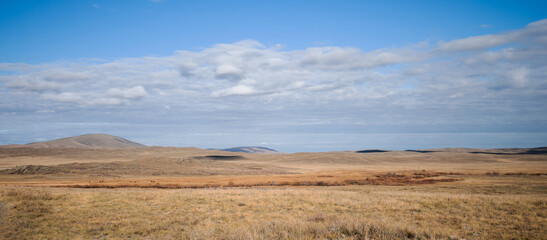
0,175,545,239
0,146,545,239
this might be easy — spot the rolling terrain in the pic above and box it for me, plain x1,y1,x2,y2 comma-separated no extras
0,134,545,239
0,135,545,187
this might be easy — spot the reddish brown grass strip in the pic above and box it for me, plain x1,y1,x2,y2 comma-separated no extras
55,176,462,189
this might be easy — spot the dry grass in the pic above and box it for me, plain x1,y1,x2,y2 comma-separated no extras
58,171,462,189
0,146,545,239
0,175,545,239
2,146,546,174
0,157,292,177
0,147,233,169
0,169,464,188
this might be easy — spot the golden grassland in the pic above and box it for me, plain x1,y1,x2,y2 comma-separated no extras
0,175,545,239
0,146,546,239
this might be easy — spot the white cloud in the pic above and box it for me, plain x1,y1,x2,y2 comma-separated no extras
106,86,148,99
438,33,519,52
509,67,529,87
438,19,547,52
298,46,424,70
35,109,55,114
3,76,66,92
87,98,125,106
42,92,83,103
212,85,257,97
215,64,244,80
1,19,546,142
178,60,198,77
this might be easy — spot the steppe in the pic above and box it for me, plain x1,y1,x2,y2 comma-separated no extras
0,134,545,239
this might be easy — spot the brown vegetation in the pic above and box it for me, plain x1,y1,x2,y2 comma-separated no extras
58,170,462,189
0,175,545,239
0,145,545,239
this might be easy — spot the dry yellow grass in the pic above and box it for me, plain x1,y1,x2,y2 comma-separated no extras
0,146,545,239
0,175,545,239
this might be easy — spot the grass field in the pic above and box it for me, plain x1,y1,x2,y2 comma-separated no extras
0,146,545,239
0,175,545,239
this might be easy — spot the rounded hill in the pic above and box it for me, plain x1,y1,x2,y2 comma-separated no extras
25,134,146,149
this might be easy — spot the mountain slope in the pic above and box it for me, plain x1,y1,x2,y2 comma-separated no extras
25,134,146,149
220,146,279,154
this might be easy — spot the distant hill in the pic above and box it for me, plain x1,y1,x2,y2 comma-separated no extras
220,146,279,154
24,134,146,149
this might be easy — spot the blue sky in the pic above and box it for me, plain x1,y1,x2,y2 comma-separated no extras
1,0,546,152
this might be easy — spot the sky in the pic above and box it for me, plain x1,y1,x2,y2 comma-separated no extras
1,0,546,152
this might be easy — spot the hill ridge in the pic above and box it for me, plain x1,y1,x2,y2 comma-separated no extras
24,134,146,149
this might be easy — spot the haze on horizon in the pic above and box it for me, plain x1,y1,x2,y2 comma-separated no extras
1,0,546,153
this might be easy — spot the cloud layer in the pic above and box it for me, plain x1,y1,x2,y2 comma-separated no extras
1,19,546,151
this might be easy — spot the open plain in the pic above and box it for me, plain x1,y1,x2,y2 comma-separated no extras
3,2,547,239
0,136,545,239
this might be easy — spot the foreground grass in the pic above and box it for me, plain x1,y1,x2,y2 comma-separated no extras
0,176,545,239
